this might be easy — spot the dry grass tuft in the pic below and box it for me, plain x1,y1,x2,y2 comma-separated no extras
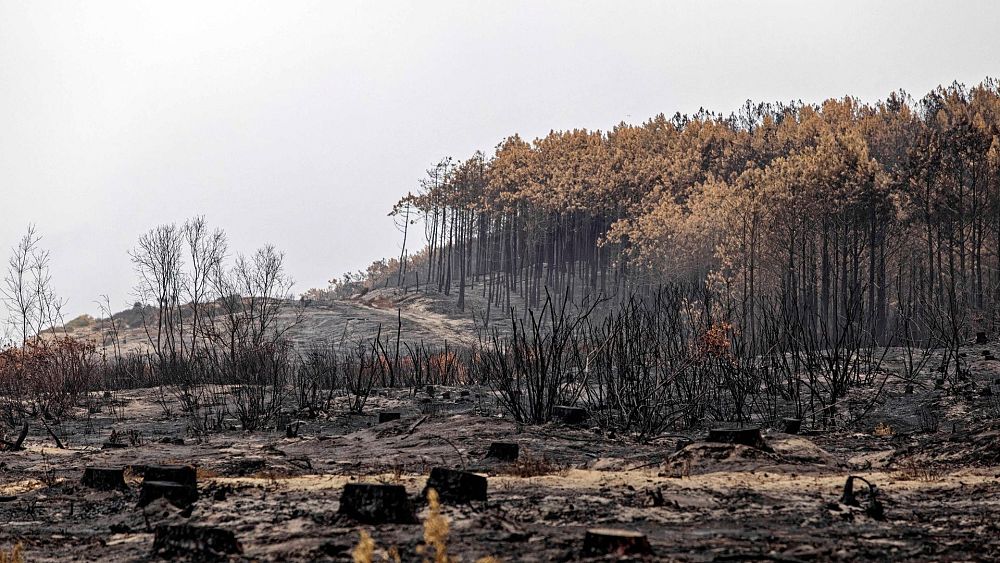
504,454,563,477
352,530,376,563
250,469,293,481
195,466,220,480
374,462,407,485
350,488,500,563
0,543,24,563
894,457,944,482
874,422,894,436
419,488,450,563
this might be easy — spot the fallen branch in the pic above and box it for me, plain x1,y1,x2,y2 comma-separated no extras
428,433,467,471
404,415,428,437
43,422,65,449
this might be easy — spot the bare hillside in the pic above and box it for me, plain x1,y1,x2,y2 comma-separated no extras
63,286,509,354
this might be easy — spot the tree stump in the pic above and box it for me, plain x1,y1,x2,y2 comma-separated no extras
424,467,487,503
378,412,401,424
782,418,802,435
338,483,415,524
706,428,772,451
139,481,199,508
152,524,241,558
582,528,652,557
486,442,519,462
143,465,197,488
976,331,989,344
81,466,127,491
551,405,588,425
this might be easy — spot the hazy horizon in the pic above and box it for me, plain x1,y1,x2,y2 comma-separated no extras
2,0,998,321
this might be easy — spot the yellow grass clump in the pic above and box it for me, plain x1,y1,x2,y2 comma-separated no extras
419,488,450,563
350,488,500,563
0,543,24,563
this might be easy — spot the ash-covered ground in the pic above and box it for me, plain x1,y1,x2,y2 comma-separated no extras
2,344,1000,562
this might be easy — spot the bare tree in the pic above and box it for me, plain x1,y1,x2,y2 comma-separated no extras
130,223,184,363
182,216,228,356
203,245,299,430
3,225,64,344
208,245,295,355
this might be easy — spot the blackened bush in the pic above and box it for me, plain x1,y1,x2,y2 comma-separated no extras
480,290,592,424
292,345,339,413
0,337,100,421
225,342,291,431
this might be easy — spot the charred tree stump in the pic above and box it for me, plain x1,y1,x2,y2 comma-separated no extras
378,412,401,424
139,481,199,508
424,467,487,503
338,483,415,524
143,465,197,488
551,405,588,425
582,528,653,557
152,524,241,559
976,331,989,344
485,442,519,462
81,466,127,491
707,428,772,452
782,418,802,435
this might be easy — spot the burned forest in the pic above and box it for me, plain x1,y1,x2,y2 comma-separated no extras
3,4,1000,562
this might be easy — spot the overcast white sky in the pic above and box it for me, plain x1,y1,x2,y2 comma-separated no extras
1,0,998,319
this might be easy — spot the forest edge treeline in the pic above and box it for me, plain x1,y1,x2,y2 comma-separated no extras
331,80,1000,353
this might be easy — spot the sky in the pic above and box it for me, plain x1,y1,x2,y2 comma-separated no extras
1,0,998,320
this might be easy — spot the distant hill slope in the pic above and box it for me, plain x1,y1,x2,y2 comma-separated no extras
285,287,479,349
60,285,523,354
